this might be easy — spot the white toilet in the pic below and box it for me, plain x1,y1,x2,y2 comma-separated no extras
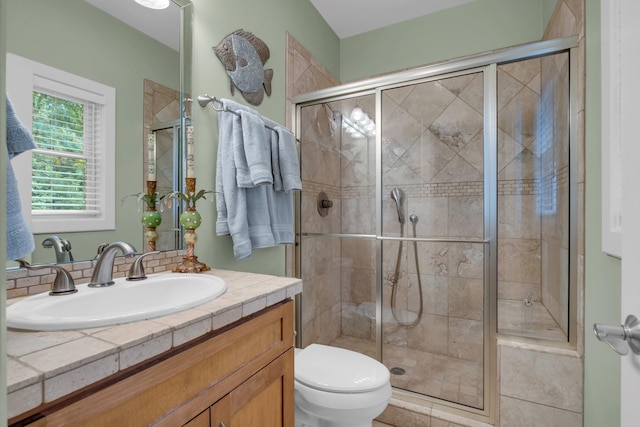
294,343,392,427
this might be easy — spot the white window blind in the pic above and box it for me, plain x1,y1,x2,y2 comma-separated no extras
31,89,103,216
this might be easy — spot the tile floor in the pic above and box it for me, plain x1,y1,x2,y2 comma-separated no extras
330,334,484,410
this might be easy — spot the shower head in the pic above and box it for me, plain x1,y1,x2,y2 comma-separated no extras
390,188,405,224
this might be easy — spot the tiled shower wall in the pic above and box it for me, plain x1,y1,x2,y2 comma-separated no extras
285,34,342,347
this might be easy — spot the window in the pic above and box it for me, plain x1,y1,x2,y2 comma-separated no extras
6,53,115,233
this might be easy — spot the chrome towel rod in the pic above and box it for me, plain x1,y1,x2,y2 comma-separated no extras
197,94,300,143
197,94,226,111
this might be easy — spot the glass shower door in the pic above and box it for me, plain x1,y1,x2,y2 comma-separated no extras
379,71,488,410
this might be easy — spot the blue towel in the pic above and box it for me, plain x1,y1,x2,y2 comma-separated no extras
6,95,36,260
275,126,302,192
236,109,272,187
215,98,300,259
216,99,273,260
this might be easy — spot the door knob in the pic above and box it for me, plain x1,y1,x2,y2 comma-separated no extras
594,314,640,356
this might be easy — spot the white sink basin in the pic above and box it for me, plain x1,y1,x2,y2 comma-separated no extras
6,273,227,331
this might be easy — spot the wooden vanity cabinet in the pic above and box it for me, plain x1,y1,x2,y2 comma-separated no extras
185,348,292,427
12,300,294,427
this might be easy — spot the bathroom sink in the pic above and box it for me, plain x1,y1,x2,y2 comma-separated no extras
6,273,227,331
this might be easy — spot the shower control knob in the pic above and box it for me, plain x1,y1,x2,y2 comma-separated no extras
317,191,334,217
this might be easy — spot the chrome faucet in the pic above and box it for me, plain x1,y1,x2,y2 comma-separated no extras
18,260,77,296
127,251,160,281
88,242,137,287
42,236,74,264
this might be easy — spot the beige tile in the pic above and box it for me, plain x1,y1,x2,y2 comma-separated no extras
19,336,117,378
449,278,483,321
211,305,243,331
498,86,539,147
448,318,484,363
448,196,483,238
7,357,42,392
377,403,432,427
500,345,582,412
173,318,213,347
500,396,581,427
152,307,211,330
119,333,172,370
44,354,119,402
457,73,484,114
90,320,169,349
498,195,540,239
448,243,484,279
401,131,457,183
6,329,84,358
498,238,541,285
7,382,42,420
402,80,456,128
407,314,448,355
500,58,541,87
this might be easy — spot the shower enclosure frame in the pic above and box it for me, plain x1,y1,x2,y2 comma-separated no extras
292,35,579,423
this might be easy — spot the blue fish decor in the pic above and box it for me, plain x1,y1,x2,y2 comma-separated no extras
213,29,273,106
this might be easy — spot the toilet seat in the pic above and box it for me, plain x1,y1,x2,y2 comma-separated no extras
295,344,390,393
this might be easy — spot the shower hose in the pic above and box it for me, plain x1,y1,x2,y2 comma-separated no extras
389,210,424,327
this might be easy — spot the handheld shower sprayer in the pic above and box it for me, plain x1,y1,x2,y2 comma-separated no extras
390,188,405,224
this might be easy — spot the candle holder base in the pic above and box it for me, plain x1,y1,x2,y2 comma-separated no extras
173,255,210,273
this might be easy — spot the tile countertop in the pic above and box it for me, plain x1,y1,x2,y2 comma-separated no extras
6,269,303,420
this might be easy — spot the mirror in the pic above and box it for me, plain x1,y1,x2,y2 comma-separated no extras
5,0,192,265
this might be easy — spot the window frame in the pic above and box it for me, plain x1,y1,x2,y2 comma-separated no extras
6,53,115,233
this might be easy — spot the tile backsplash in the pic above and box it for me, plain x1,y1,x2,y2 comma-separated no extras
5,250,187,299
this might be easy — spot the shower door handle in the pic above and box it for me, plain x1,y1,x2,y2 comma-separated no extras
593,314,640,356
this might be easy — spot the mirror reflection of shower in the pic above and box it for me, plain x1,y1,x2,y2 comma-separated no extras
388,187,424,327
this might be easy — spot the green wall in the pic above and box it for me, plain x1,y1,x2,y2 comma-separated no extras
6,0,180,263
584,1,622,425
339,0,544,82
189,0,339,275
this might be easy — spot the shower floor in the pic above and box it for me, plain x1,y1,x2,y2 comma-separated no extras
327,299,564,410
329,335,485,409
497,299,567,341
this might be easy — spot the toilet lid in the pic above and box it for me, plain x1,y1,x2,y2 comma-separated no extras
295,344,390,393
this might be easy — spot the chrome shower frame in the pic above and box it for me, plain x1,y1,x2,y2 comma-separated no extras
292,36,579,424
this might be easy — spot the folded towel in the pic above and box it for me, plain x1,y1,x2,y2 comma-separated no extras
237,109,272,187
6,95,36,260
275,126,302,192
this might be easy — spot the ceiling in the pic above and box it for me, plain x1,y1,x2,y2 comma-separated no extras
85,0,181,51
309,0,476,39
84,0,476,51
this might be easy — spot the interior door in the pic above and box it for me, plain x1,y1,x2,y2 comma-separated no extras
619,1,640,425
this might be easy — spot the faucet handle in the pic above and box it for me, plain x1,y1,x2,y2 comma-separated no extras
18,260,77,296
127,251,160,281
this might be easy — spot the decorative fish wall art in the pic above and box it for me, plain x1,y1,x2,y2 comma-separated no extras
213,29,273,106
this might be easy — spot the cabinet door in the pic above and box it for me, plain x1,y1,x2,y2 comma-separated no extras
211,348,294,427
184,409,210,427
